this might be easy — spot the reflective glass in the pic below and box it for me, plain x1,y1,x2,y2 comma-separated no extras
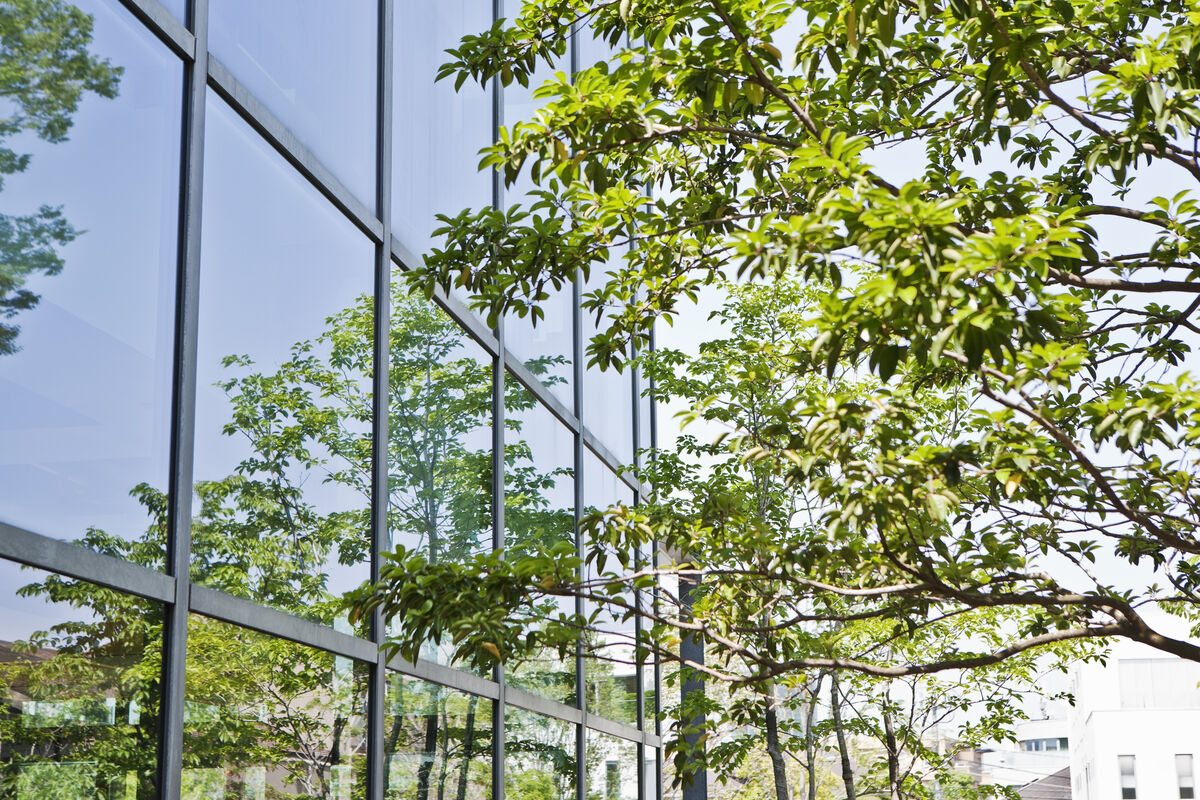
582,264,634,465
502,0,574,405
586,732,638,800
582,451,637,725
393,0,492,260
575,18,621,74
0,559,163,797
184,615,368,799
504,384,575,702
0,0,180,565
637,368,654,468
387,286,493,664
384,673,492,800
208,0,377,205
161,0,185,24
193,94,374,620
504,707,576,800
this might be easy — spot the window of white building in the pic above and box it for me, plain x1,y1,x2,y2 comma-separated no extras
1178,754,1196,800
1119,755,1137,800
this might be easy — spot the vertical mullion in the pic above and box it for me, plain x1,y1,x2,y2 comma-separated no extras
568,22,589,800
158,0,208,796
368,1,394,799
491,0,507,795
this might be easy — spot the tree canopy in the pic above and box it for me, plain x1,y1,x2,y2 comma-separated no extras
354,0,1200,790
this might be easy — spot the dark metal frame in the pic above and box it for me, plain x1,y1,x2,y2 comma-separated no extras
5,1,662,799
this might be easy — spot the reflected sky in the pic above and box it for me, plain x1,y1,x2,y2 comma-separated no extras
209,0,377,206
392,0,492,261
194,93,375,607
0,0,180,559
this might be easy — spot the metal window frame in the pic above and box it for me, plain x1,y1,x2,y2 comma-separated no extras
0,1,662,799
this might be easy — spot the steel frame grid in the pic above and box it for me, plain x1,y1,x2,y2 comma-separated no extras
0,2,664,799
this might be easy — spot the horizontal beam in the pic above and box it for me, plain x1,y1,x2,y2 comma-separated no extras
117,0,194,60
190,585,378,662
0,523,176,604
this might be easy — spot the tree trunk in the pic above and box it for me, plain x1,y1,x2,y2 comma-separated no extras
882,697,901,800
805,674,823,800
830,673,856,800
764,683,790,800
454,695,479,800
417,702,439,800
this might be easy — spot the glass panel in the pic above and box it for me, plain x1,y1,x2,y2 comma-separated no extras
502,0,573,405
383,673,492,800
586,732,637,800
184,615,368,799
0,559,163,797
387,286,494,664
637,363,654,469
208,0,377,204
392,0,492,262
0,0,180,566
582,266,633,465
193,94,374,621
161,0,185,23
582,451,637,726
504,385,575,703
505,707,576,800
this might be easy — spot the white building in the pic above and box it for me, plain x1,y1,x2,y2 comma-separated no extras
1069,640,1200,800
976,718,1072,788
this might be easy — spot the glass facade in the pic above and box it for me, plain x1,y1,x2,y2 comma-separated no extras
0,2,657,799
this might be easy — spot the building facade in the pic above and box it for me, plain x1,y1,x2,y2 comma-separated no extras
1070,640,1200,800
0,1,658,798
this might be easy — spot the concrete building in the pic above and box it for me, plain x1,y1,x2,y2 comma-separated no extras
1070,641,1200,800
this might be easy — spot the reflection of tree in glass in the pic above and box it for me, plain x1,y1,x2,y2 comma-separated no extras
383,676,490,800
3,282,582,796
0,0,120,355
504,711,575,800
0,572,161,799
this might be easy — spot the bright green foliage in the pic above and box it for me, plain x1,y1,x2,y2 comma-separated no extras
386,0,1200,667
362,0,1200,789
0,0,120,355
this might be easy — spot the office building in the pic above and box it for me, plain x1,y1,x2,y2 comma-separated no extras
0,1,657,798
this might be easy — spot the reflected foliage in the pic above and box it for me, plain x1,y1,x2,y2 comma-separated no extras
383,676,490,800
182,617,368,800
0,0,120,355
505,709,575,800
0,573,161,799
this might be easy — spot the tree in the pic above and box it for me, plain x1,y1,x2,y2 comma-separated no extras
355,0,1200,791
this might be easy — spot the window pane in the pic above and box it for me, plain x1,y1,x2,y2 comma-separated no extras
387,287,494,663
586,732,637,800
184,615,368,799
161,0,185,23
0,558,163,796
1120,754,1137,800
505,707,576,800
392,1,492,261
582,451,637,726
208,0,377,204
0,0,180,566
384,674,492,800
193,95,375,619
502,0,574,405
582,263,634,465
504,386,575,702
